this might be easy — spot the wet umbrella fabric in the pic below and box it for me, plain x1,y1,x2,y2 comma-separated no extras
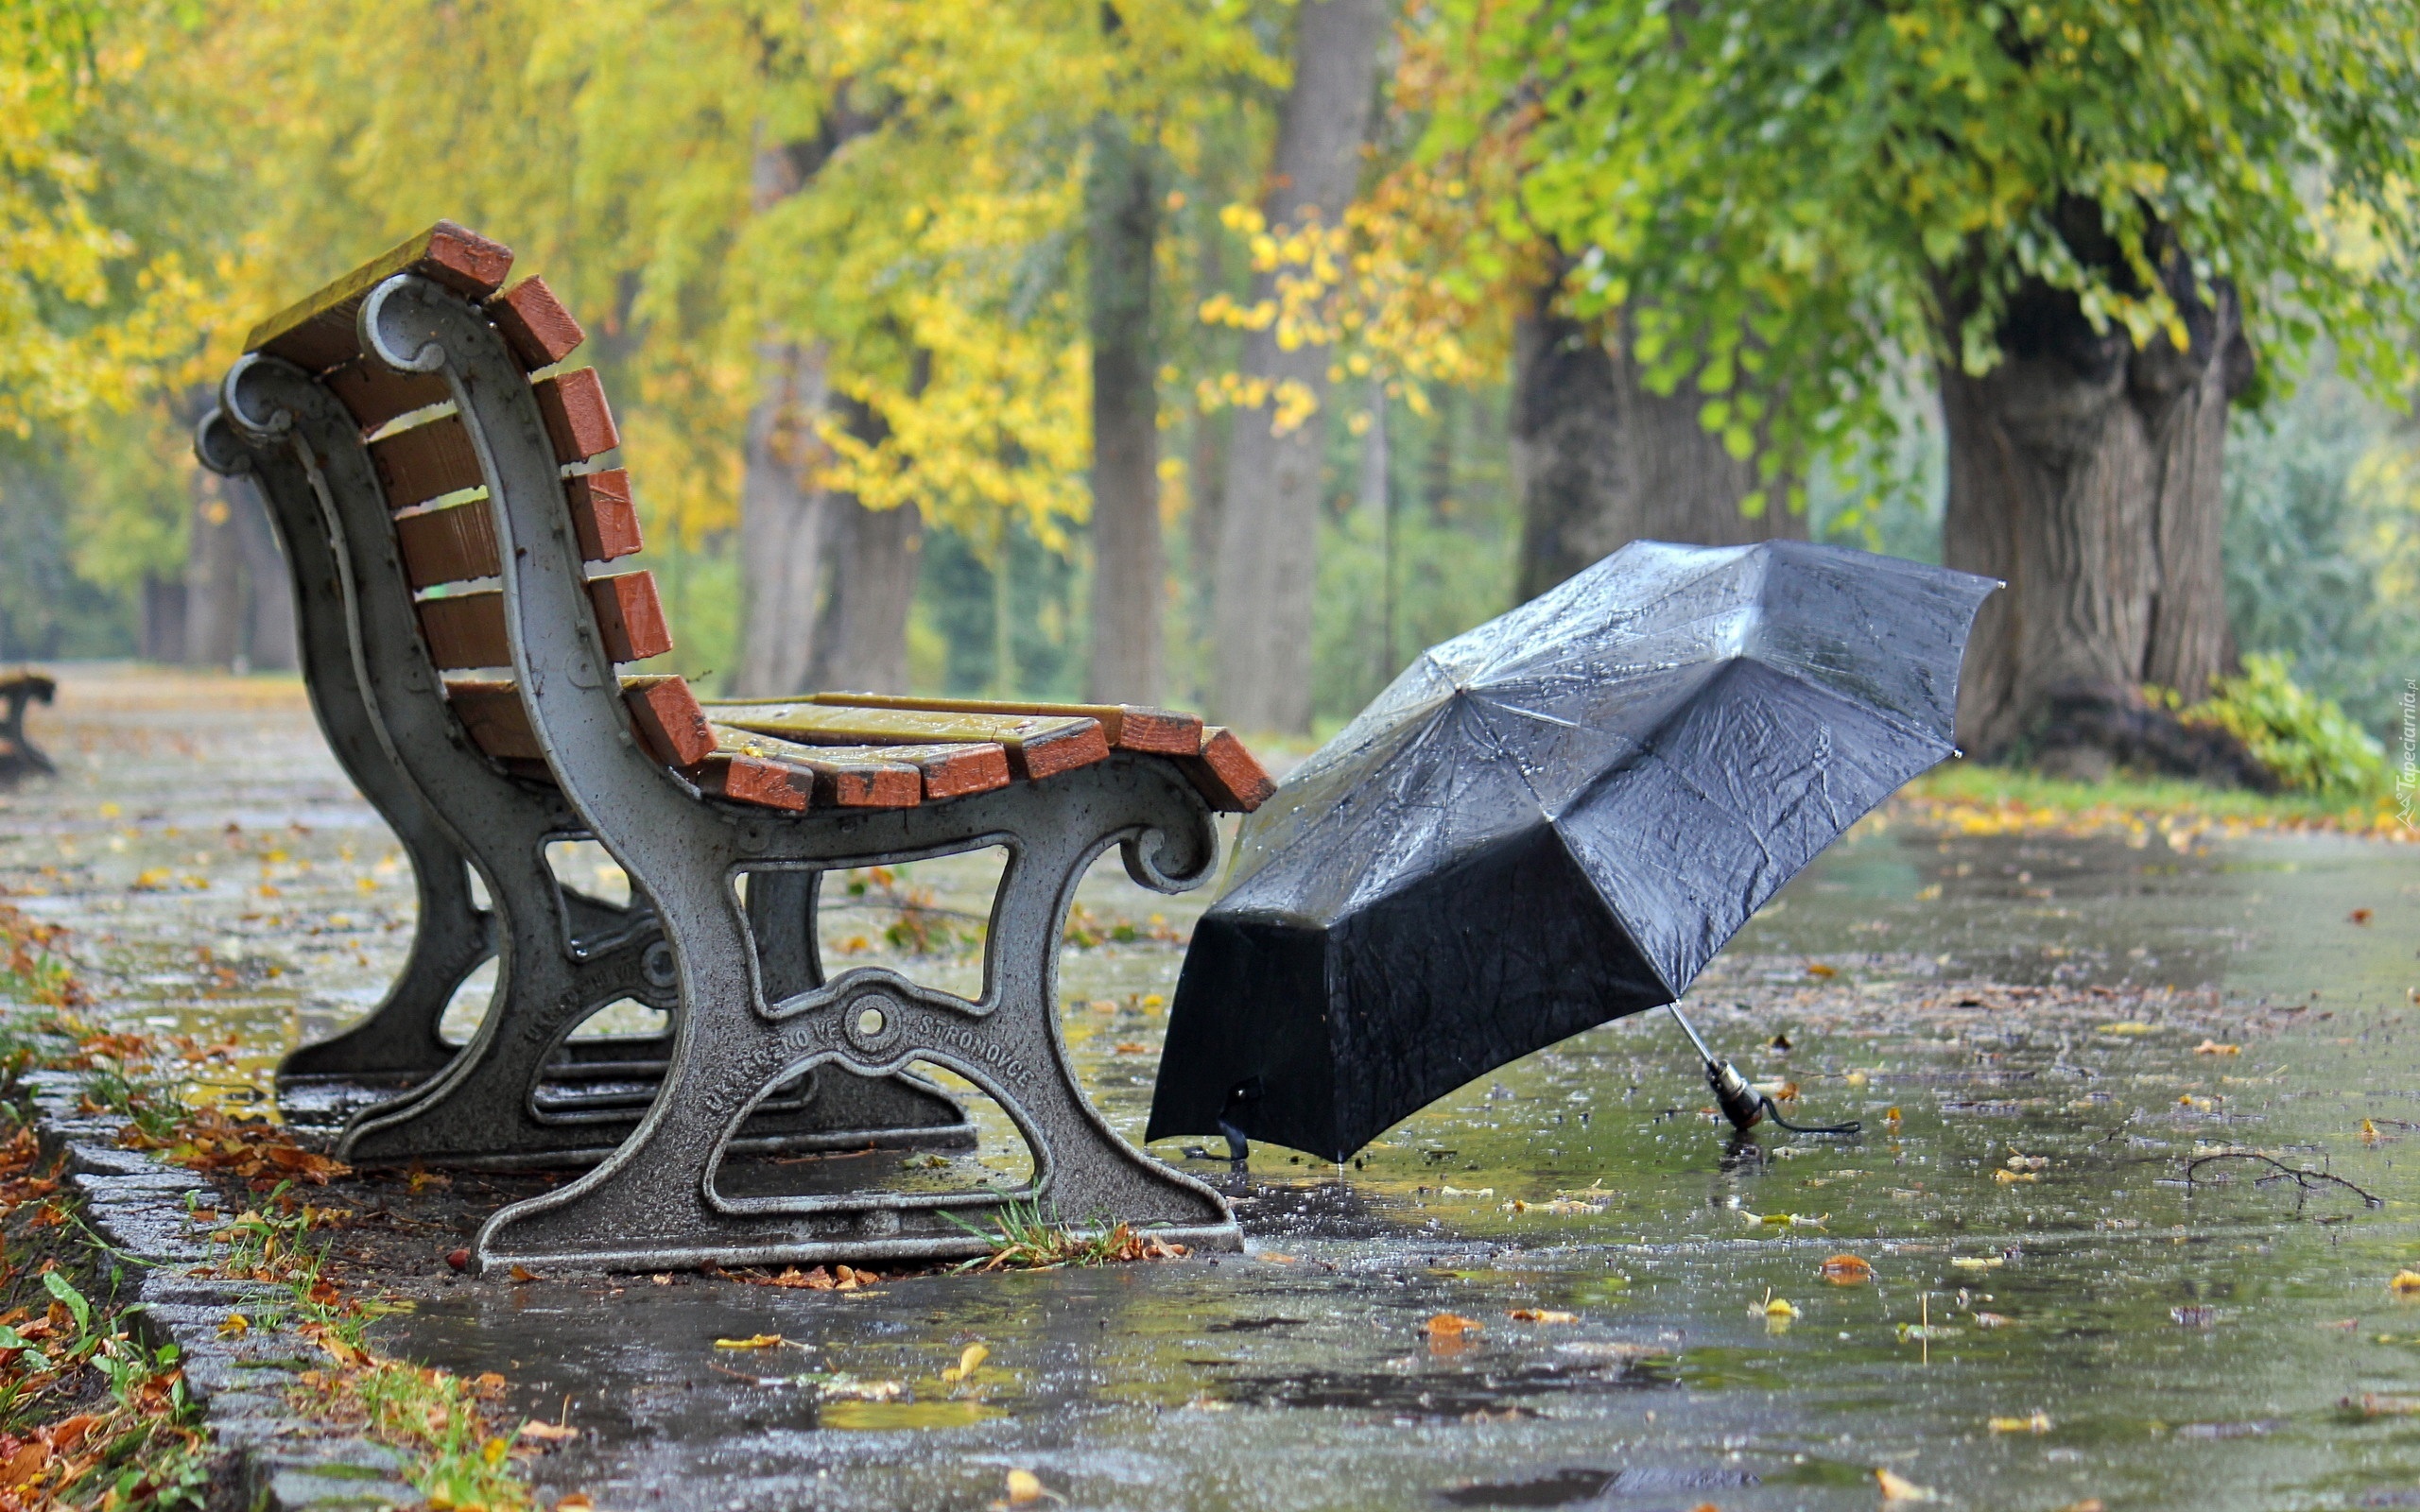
1146,540,1995,1161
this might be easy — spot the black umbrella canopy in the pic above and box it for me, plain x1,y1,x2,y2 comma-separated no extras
1147,540,1996,1161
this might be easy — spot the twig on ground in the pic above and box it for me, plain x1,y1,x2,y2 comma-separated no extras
2182,1150,2382,1208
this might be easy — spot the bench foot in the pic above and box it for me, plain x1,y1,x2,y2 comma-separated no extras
474,967,1241,1268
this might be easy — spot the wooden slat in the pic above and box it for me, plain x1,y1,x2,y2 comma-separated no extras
415,593,512,670
805,692,1202,755
488,276,585,369
446,675,713,768
533,369,619,462
701,702,1108,782
585,572,673,662
394,482,638,590
623,675,716,766
445,680,543,761
707,724,1009,802
696,752,813,811
565,471,642,560
1178,726,1276,813
323,360,451,432
248,221,514,372
370,417,484,508
708,729,920,808
415,574,671,670
394,502,498,590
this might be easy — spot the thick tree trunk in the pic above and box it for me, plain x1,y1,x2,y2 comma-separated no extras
184,468,246,670
735,338,835,696
1514,292,1799,601
1943,268,2254,760
1085,113,1164,704
807,495,921,693
1211,0,1391,732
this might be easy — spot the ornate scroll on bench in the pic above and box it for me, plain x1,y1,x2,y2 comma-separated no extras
204,222,1271,1271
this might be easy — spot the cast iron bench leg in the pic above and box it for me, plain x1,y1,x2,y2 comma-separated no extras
475,796,1238,1272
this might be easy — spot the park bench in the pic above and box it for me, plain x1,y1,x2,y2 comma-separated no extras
0,672,55,781
202,222,1270,1271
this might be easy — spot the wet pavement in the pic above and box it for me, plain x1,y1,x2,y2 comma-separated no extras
9,664,2420,1511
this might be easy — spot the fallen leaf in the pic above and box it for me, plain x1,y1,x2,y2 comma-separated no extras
1258,1253,1297,1264
1951,1256,2004,1270
2052,1502,2105,1512
2172,1305,2218,1328
517,1420,579,1442
0,1441,46,1488
1988,1409,2053,1434
555,1497,595,1512
473,1372,509,1396
445,1248,471,1272
1821,1254,1873,1284
941,1342,989,1383
2193,1040,2241,1056
2364,1119,2382,1143
1806,962,1838,978
1005,1469,1048,1503
1875,1468,1938,1503
510,1264,541,1283
1974,1312,2016,1329
1994,1169,2038,1184
1425,1313,1481,1338
1507,1309,1577,1323
1112,1042,1149,1054
2390,1271,2420,1295
2345,1393,2420,1417
44,1415,100,1453
715,1334,786,1350
216,1313,251,1339
2351,908,2374,924
1884,1108,1903,1130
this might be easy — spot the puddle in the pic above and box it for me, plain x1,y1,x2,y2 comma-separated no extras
9,666,2420,1510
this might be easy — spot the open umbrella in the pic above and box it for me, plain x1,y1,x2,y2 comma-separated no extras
1146,540,1994,1161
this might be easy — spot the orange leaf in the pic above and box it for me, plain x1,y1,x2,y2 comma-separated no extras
1820,1254,1873,1283
1425,1313,1481,1337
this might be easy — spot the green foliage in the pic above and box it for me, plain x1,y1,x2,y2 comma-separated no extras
1443,0,2420,494
2222,361,2420,739
2177,653,2386,798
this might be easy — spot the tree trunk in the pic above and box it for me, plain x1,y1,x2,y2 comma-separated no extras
807,494,921,693
229,472,297,672
184,468,246,670
1210,0,1391,732
1085,113,1164,704
1514,290,1800,601
2140,284,2254,701
734,337,835,696
1943,266,2255,760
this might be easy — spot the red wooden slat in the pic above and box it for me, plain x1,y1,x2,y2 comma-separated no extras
533,369,619,462
624,676,716,766
565,471,642,560
489,277,585,369
587,572,672,662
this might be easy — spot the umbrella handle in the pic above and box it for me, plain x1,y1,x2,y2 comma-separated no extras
1671,1003,1860,1136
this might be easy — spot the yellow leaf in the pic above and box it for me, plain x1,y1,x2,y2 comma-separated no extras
481,1436,510,1468
518,1419,579,1442
714,1334,786,1350
1875,1468,1938,1502
1763,1297,1800,1318
2097,1022,2158,1035
2390,1271,2420,1295
1805,962,1837,978
1994,1169,2037,1184
1507,1309,1577,1323
1005,1468,1047,1503
941,1342,989,1383
216,1313,251,1338
1988,1409,2052,1433
2193,1040,2240,1055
